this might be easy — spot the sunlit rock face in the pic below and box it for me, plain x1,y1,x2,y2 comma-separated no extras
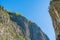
49,0,60,40
0,6,49,40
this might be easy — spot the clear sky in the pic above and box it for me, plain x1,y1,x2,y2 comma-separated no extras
0,0,56,40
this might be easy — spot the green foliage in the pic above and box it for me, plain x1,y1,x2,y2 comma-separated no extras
15,12,20,16
15,12,25,18
29,20,32,23
0,5,4,9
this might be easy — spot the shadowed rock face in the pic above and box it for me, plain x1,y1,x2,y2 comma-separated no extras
0,6,49,40
49,0,60,40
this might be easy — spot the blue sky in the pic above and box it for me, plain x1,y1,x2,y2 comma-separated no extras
0,0,56,40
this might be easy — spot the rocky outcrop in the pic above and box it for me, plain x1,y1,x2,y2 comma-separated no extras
0,6,49,40
49,0,60,40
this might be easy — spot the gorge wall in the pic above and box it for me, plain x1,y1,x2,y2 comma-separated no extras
0,6,49,40
49,0,60,40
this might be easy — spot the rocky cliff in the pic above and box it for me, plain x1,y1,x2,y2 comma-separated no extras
49,0,60,40
0,6,49,40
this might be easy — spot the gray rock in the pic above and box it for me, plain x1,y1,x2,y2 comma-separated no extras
0,6,49,40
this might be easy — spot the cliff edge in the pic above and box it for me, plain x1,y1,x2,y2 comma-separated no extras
0,6,49,40
49,0,60,40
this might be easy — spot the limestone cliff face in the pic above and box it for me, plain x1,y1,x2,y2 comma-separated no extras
49,0,60,40
0,6,49,40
